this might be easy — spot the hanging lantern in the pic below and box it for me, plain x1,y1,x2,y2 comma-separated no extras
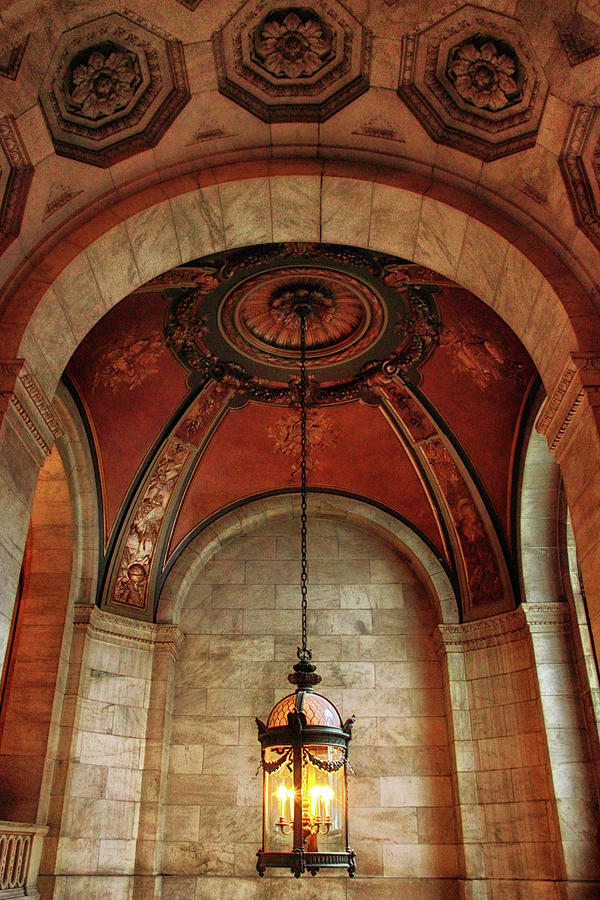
256,304,356,878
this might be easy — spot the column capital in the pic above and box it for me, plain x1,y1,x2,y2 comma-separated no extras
436,607,528,652
520,600,571,633
536,353,600,457
73,604,184,659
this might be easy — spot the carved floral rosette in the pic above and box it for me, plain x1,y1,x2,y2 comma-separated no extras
398,5,548,161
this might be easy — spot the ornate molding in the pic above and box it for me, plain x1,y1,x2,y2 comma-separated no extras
437,607,529,651
521,601,571,632
8,395,52,456
437,602,571,652
559,104,600,249
0,116,34,254
536,353,600,455
39,12,190,168
103,381,233,618
19,371,63,441
74,603,184,656
0,361,63,460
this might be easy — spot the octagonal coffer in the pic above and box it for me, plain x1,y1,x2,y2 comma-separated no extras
213,0,372,122
398,3,548,161
39,12,190,168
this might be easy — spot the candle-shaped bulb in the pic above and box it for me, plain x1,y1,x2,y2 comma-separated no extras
309,785,320,819
321,785,334,820
276,784,288,821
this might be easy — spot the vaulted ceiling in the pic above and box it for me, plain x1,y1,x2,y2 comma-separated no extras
1,0,599,626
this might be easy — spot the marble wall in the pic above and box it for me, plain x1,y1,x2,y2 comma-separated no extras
163,515,457,896
32,510,600,899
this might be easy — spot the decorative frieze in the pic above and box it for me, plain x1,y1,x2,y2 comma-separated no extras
437,606,529,651
437,602,571,653
0,361,63,461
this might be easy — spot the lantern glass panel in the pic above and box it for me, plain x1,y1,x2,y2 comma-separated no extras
302,745,346,853
264,747,294,852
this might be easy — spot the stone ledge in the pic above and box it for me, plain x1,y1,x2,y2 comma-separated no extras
536,353,600,456
73,604,184,657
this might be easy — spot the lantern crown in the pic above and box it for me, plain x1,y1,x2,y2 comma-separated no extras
266,690,342,730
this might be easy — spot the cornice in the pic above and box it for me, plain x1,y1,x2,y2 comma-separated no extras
536,353,600,456
436,601,571,652
74,603,184,657
437,607,529,651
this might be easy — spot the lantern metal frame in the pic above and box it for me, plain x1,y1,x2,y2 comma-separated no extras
256,677,356,878
255,303,356,878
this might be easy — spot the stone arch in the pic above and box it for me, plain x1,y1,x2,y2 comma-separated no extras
162,490,460,889
158,492,459,627
9,167,595,404
520,411,563,605
0,162,599,675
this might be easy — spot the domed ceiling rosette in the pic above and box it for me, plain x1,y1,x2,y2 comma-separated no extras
163,243,441,404
213,0,371,122
39,12,190,167
398,3,548,161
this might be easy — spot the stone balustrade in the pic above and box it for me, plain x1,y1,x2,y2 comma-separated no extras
0,822,47,898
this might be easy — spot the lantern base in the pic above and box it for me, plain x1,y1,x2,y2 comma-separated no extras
257,849,356,878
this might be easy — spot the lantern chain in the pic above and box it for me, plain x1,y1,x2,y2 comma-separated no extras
299,309,309,661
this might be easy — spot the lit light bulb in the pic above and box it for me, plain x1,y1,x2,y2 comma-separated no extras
321,785,334,820
309,785,321,818
276,784,288,821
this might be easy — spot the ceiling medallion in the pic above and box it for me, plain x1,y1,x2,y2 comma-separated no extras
213,0,371,122
39,12,190,167
446,36,521,112
398,4,548,161
163,243,441,404
220,267,384,368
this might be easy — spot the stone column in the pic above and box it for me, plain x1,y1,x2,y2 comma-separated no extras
435,623,486,900
133,621,183,899
437,609,564,899
46,605,182,898
0,360,63,676
522,602,600,890
536,353,600,668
